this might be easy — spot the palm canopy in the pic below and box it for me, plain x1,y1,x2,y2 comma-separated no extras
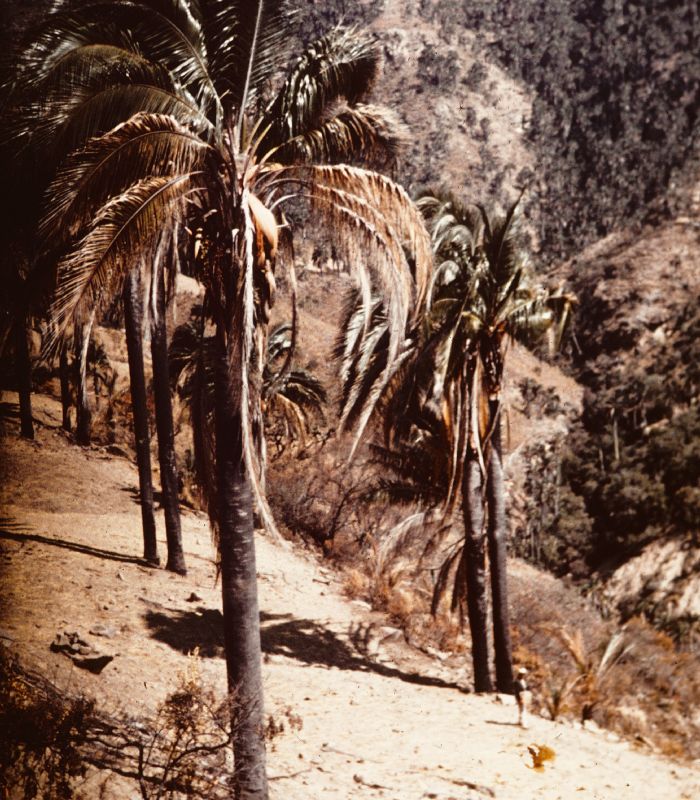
386,190,574,508
8,0,430,494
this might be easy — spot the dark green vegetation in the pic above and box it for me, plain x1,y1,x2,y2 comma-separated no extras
518,301,700,587
437,0,700,260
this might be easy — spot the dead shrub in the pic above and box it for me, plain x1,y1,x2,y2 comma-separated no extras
0,647,257,799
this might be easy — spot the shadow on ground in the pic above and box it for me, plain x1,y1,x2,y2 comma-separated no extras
143,605,464,691
121,485,165,508
0,517,147,566
0,402,20,420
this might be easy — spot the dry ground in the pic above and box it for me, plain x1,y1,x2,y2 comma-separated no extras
1,391,699,800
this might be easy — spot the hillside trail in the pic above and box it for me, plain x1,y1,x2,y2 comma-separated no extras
1,391,698,800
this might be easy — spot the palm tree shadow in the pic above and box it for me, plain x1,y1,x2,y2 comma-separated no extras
0,517,146,566
143,606,466,692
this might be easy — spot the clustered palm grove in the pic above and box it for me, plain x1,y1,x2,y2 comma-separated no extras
0,2,572,797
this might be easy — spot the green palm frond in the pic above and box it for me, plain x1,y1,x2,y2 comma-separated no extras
203,0,295,115
273,103,406,168
8,1,220,132
13,63,212,165
12,2,206,81
334,293,393,433
262,322,326,414
263,26,379,146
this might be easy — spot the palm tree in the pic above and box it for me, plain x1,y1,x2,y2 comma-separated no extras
150,249,187,574
339,191,573,693
13,4,430,795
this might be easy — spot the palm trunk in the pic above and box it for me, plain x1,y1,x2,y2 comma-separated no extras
486,400,514,693
215,327,268,800
15,316,34,440
123,268,159,565
150,265,186,575
462,449,493,693
59,343,72,432
74,321,92,446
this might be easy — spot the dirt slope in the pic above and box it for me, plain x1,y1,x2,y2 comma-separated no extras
1,391,699,800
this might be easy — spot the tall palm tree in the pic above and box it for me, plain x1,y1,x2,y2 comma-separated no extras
339,191,573,693
418,191,573,693
150,249,187,574
12,4,430,795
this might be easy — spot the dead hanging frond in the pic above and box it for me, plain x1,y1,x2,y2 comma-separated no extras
306,166,432,303
430,542,466,621
45,173,202,357
283,164,432,456
46,174,200,360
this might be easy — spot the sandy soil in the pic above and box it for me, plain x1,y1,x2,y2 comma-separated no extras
1,391,699,800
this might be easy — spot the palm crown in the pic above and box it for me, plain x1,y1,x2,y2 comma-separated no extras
8,0,431,512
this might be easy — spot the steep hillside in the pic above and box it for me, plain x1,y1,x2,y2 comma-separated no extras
2,394,700,799
300,0,700,260
301,0,535,211
6,0,698,259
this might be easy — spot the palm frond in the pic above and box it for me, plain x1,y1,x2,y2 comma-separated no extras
273,103,406,168
263,26,379,146
202,0,295,115
47,173,201,350
40,112,211,249
13,63,212,166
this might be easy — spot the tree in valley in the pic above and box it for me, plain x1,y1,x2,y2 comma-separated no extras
12,2,430,795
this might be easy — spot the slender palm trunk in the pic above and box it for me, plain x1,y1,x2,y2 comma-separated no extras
74,321,91,446
123,268,159,565
150,266,186,575
462,449,493,693
15,316,34,440
59,343,72,432
486,400,514,693
215,328,268,800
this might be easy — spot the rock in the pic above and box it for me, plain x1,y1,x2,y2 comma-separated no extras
424,645,450,662
89,624,118,639
105,444,130,459
74,654,114,674
186,592,202,602
379,626,404,643
50,631,115,674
